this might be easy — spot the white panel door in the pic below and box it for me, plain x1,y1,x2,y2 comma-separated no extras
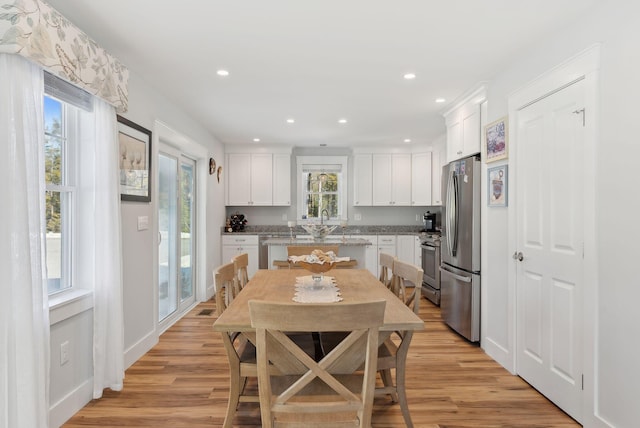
515,79,584,422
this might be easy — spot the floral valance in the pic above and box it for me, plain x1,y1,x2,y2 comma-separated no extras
0,0,129,112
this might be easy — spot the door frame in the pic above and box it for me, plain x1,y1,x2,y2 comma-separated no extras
153,120,209,334
507,45,600,423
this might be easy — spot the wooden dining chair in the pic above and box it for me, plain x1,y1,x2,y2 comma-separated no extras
376,259,423,428
232,252,250,290
378,252,397,292
249,300,386,428
214,262,259,428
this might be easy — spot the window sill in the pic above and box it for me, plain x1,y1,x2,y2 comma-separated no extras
49,289,94,326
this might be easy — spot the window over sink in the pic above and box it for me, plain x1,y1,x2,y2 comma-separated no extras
296,156,348,224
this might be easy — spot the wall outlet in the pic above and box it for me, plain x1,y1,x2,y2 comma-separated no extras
60,341,70,366
354,213,362,221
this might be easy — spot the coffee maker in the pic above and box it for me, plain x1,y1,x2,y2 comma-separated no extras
423,211,437,233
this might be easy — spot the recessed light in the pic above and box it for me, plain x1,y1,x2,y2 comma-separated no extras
253,138,260,142
403,73,416,80
404,138,412,143
435,98,446,103
338,118,348,124
286,118,295,124
216,69,229,77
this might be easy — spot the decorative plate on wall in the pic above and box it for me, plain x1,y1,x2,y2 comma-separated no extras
209,158,216,175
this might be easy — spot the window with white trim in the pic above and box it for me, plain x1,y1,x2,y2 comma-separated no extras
44,73,91,295
296,156,348,223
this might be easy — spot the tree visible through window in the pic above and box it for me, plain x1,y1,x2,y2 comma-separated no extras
302,171,340,220
44,95,73,294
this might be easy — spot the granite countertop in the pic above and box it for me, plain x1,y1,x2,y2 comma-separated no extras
222,225,427,236
262,237,372,246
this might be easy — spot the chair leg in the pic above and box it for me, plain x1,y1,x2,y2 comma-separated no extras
396,361,413,428
223,371,241,428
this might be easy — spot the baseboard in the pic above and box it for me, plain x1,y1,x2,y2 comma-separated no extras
483,336,515,374
124,328,158,369
49,378,93,428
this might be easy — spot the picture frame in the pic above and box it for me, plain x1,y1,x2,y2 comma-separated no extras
487,165,508,207
117,115,152,202
484,116,508,163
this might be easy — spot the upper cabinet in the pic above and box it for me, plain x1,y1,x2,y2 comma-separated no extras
444,85,487,163
354,150,438,207
372,153,412,206
411,152,432,206
353,154,373,206
272,154,291,206
225,147,292,206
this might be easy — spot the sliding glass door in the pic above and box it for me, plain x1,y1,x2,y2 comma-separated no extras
158,145,196,323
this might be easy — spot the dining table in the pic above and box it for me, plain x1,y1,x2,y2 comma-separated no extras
213,268,425,426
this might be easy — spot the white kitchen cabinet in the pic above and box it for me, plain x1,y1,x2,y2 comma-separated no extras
377,235,396,278
221,235,259,278
414,235,422,267
431,149,443,205
372,154,412,206
226,153,273,206
396,234,415,264
359,235,378,277
411,152,432,206
353,154,373,206
446,102,481,162
272,153,291,206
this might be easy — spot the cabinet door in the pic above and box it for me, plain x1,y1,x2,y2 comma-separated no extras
353,154,372,206
431,150,443,205
250,153,273,205
391,154,412,206
414,236,422,267
411,152,432,206
461,103,481,157
372,154,393,205
396,235,415,264
226,153,252,205
446,118,462,162
360,235,378,277
272,154,291,206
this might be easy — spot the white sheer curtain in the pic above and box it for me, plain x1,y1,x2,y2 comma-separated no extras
77,98,125,398
0,54,50,427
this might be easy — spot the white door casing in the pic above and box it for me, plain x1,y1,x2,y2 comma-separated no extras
515,78,585,422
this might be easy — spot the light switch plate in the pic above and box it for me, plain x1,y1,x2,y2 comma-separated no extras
137,216,149,231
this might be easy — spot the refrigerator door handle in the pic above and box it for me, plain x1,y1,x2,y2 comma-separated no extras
445,171,459,257
440,265,472,283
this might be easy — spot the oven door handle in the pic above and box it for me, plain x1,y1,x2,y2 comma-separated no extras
421,245,436,251
439,266,471,283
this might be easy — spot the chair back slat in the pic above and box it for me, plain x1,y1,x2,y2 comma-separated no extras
213,262,239,315
391,259,423,315
232,252,250,289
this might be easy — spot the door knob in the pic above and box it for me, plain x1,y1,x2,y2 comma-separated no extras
512,251,524,261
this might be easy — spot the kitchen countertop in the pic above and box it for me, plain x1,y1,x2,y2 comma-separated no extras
262,237,372,246
222,225,431,236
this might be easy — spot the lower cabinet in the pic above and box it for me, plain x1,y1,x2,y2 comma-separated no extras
358,235,378,277
221,235,259,278
377,235,396,277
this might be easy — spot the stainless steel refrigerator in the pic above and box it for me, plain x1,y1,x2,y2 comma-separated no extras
440,155,481,342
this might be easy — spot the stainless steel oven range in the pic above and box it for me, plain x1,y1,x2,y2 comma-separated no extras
420,233,441,305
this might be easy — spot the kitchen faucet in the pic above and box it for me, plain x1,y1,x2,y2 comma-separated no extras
320,209,329,225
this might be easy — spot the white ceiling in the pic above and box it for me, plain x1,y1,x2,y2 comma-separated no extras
46,0,599,148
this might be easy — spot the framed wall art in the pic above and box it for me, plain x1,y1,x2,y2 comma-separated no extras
485,116,508,163
117,115,152,202
487,165,508,207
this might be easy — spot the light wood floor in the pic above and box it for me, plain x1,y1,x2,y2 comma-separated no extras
63,297,580,427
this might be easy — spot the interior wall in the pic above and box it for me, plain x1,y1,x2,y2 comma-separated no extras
481,3,640,426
